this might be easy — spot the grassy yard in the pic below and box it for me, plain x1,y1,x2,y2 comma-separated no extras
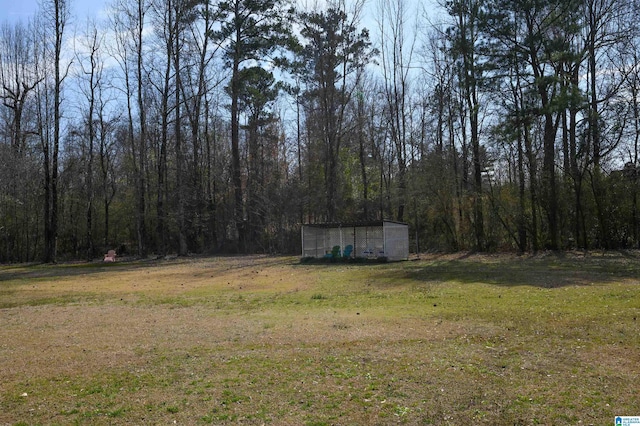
0,252,639,425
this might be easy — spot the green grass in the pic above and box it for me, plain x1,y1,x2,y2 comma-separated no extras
0,252,639,424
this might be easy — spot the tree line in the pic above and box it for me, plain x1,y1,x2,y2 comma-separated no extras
1,0,640,262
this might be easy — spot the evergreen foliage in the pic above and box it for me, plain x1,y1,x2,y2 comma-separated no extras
1,0,640,261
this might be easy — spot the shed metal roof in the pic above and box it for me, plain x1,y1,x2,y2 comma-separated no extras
302,220,408,228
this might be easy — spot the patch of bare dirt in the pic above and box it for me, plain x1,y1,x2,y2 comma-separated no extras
0,302,475,385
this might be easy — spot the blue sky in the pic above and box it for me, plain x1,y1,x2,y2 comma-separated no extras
2,0,439,25
1,0,439,28
1,0,38,21
1,0,107,23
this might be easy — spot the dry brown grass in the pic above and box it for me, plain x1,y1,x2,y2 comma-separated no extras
1,253,639,425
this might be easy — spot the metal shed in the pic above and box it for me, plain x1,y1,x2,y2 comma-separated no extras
301,221,409,261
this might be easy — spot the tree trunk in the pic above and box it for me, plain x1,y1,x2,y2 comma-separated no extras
231,46,245,251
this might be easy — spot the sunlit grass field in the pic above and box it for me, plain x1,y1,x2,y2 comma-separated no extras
1,252,639,425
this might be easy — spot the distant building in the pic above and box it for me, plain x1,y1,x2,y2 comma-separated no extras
301,221,409,261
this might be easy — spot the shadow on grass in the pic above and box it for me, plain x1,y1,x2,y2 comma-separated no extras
3,251,639,290
0,255,301,283
0,258,163,282
383,251,640,289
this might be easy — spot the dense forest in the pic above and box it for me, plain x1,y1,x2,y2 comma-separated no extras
1,0,640,262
